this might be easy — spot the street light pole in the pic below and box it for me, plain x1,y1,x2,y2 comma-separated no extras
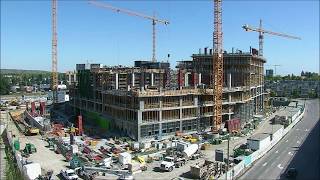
226,136,230,180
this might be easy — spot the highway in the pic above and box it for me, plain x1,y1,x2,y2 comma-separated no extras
239,99,320,180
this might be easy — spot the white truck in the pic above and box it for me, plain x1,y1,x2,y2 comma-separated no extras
60,169,79,180
160,156,187,172
160,157,175,172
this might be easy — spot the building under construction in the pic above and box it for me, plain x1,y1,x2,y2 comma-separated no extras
69,47,266,141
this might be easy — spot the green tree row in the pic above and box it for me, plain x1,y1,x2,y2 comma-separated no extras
0,72,66,95
266,74,320,81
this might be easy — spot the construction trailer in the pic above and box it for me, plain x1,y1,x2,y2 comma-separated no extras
69,49,266,141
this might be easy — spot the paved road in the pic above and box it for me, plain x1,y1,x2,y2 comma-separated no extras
239,99,320,180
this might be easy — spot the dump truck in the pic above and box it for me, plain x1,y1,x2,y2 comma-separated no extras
25,127,40,136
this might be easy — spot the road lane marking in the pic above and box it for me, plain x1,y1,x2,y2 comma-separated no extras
285,140,288,142
296,128,299,131
297,140,300,144
275,150,279,154
277,164,284,169
288,152,293,156
262,162,268,167
305,129,309,131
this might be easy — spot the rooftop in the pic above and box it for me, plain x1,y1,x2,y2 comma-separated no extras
248,133,270,141
276,107,301,117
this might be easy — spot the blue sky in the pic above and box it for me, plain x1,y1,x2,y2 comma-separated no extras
1,0,319,75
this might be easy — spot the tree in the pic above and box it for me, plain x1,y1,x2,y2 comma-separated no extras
0,75,10,95
291,89,300,98
270,90,276,97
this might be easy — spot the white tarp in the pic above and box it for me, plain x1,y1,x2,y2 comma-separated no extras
23,163,41,180
119,152,132,165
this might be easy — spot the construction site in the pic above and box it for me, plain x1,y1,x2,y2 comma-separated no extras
69,47,266,142
1,0,306,180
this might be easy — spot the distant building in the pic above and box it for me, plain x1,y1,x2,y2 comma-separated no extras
265,80,320,98
66,71,77,86
266,69,274,77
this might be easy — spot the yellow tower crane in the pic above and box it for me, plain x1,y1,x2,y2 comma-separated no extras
213,0,223,132
51,0,58,104
88,0,169,62
242,19,301,56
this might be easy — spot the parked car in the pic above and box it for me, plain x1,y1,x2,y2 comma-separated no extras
286,168,298,178
118,173,134,180
60,169,79,180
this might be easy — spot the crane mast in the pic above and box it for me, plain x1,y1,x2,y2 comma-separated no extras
259,19,263,56
52,0,58,103
89,0,169,62
213,0,223,132
243,19,301,56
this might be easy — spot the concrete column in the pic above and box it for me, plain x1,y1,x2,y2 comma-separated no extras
140,71,145,91
132,73,135,87
198,73,202,85
151,73,154,86
184,73,189,87
180,120,183,132
137,110,142,124
159,123,162,139
228,73,232,89
159,100,162,122
194,96,198,106
229,93,232,103
139,100,145,111
137,125,141,142
228,107,232,120
137,110,142,141
115,73,119,90
179,97,183,119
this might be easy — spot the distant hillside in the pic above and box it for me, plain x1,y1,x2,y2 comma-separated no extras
0,69,51,74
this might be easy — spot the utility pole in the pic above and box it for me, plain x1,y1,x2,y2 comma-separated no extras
226,136,230,180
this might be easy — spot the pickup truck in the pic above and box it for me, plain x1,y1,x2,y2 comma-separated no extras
60,169,79,180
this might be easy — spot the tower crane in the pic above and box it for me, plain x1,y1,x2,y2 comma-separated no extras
213,0,223,132
52,0,58,104
242,19,301,56
88,0,169,62
266,64,281,75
